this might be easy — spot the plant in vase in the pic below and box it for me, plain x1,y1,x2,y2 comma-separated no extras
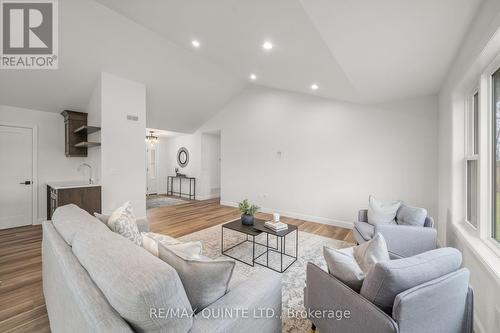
238,199,260,226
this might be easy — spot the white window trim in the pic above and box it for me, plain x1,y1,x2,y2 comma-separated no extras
464,88,479,230
479,53,500,252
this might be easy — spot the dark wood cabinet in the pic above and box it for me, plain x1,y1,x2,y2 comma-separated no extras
61,110,88,157
61,111,101,157
47,185,101,220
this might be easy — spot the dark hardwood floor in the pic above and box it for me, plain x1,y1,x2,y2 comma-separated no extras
0,198,353,332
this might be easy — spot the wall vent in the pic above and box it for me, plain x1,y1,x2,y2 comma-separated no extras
126,114,139,121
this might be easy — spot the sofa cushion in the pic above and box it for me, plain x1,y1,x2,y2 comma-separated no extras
354,221,375,241
396,203,427,227
367,195,400,225
52,204,110,246
323,233,389,291
158,243,235,312
72,228,193,333
360,247,462,314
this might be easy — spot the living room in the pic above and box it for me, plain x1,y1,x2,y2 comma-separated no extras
1,0,500,332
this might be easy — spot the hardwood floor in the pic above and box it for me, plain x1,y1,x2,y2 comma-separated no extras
147,198,355,243
0,198,353,332
0,225,48,333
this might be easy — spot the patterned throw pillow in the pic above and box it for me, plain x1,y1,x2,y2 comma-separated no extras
107,202,142,246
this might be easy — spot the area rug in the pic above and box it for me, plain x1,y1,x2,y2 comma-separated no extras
146,196,186,209
179,221,353,333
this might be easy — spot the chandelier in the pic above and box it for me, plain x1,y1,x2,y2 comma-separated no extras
145,131,159,145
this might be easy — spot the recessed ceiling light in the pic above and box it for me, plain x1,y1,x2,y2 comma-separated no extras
249,74,257,81
191,40,200,48
311,83,319,91
262,41,273,51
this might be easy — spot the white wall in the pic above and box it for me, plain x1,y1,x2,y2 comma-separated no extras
438,1,500,332
197,86,438,227
201,133,221,199
0,105,89,222
100,72,147,217
86,79,102,183
157,134,200,196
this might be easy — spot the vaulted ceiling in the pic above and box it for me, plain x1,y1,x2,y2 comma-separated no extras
0,0,482,132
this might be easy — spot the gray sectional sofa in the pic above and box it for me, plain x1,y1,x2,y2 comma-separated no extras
42,204,282,333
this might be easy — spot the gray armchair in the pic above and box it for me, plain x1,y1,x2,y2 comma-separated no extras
353,209,437,258
304,263,473,333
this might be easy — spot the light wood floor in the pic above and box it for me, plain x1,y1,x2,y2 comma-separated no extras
0,198,353,332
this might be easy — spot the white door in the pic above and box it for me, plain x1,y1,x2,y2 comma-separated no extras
0,125,33,229
146,145,158,194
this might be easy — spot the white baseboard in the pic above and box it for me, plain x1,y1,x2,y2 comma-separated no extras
220,201,354,229
34,217,45,225
197,193,221,201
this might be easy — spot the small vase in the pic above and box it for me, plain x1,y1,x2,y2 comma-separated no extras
241,214,254,226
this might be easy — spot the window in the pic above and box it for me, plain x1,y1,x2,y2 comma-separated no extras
493,69,500,242
466,91,479,228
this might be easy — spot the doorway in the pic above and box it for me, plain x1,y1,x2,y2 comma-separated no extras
0,124,36,229
146,143,158,195
201,131,221,200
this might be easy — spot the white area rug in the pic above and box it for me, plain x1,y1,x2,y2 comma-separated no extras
179,222,352,332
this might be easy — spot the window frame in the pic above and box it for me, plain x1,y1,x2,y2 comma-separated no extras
481,55,500,254
465,88,480,230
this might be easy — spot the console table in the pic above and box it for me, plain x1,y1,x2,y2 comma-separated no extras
167,176,196,200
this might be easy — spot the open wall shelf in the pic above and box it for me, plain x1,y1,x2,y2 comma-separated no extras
74,142,101,148
74,125,101,135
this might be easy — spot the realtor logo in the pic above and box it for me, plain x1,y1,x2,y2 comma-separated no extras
1,0,58,69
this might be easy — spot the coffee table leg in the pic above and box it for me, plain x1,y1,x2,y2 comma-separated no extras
221,227,224,254
266,233,269,266
296,229,298,259
252,235,255,267
280,236,283,272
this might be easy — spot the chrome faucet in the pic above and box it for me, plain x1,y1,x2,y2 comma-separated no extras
78,163,94,184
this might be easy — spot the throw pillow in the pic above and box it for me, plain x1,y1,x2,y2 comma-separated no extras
167,241,203,258
107,202,142,246
396,202,427,227
360,247,462,314
323,233,389,291
94,212,109,224
141,232,181,256
158,243,235,312
367,195,400,225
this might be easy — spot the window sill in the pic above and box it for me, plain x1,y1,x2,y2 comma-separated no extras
452,222,500,284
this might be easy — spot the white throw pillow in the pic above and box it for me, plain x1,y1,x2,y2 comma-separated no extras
141,232,201,257
367,195,400,225
323,233,389,291
141,232,181,256
167,241,203,259
107,202,142,246
93,212,109,224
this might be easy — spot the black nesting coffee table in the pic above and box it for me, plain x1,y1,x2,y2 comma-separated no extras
221,218,298,273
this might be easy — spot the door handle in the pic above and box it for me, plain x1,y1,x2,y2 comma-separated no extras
19,180,32,185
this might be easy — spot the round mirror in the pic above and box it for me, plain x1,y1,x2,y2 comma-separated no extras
177,147,189,168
